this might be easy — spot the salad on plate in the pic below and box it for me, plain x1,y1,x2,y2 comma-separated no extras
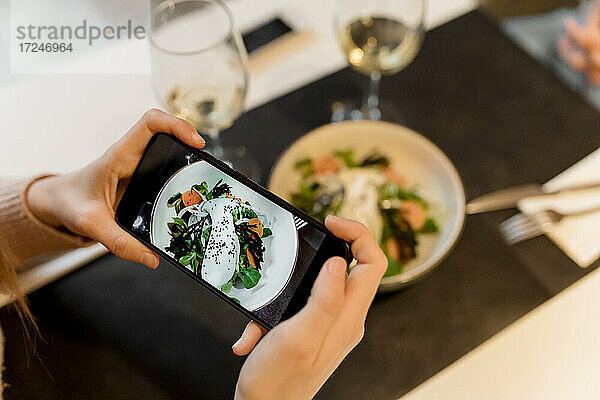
164,179,273,300
291,150,438,277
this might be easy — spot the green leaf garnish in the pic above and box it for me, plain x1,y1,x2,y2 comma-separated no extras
262,227,273,238
221,280,233,294
383,255,403,277
179,253,195,266
420,218,438,233
168,192,182,206
334,149,357,167
202,227,211,243
240,268,261,289
192,182,209,195
172,217,187,227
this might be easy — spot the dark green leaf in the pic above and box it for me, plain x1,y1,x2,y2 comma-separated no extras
238,253,249,268
241,207,257,219
221,281,233,294
233,276,245,289
202,227,211,243
262,227,273,237
175,201,184,214
420,218,438,233
294,158,314,178
383,255,403,277
230,297,241,304
190,257,199,274
381,209,417,260
334,149,357,167
168,192,182,206
179,253,195,266
240,268,261,289
294,158,312,169
172,217,187,227
209,179,232,198
359,152,389,168
192,182,209,195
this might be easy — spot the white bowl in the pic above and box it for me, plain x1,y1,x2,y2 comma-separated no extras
268,120,466,291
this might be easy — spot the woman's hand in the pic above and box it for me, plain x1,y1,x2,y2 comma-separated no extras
27,109,205,269
233,216,387,400
558,1,600,85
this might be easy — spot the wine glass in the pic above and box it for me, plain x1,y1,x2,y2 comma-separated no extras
150,0,260,180
333,0,425,121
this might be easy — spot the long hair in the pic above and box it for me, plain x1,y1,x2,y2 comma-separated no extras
0,249,39,341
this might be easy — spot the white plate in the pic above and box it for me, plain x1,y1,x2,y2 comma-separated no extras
268,120,465,291
151,161,298,310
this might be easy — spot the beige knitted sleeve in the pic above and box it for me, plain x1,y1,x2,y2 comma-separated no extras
0,176,94,270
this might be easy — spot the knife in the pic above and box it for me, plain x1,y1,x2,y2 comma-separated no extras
466,182,600,214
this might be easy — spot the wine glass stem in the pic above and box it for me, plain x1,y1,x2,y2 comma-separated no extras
363,71,382,120
207,128,224,159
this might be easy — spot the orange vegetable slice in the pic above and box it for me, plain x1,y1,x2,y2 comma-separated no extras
398,201,426,231
182,190,203,207
247,217,264,237
385,237,401,260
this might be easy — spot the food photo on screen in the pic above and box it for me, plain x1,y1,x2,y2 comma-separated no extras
126,138,327,326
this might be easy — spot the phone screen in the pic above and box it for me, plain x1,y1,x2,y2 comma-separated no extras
116,134,350,329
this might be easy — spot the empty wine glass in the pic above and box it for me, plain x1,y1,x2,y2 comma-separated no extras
150,0,260,179
333,0,425,121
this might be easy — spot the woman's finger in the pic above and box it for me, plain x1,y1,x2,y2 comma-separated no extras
586,0,600,28
589,69,600,85
590,49,600,68
232,321,268,356
120,109,205,157
325,216,386,320
565,17,595,50
342,263,385,322
325,216,384,264
558,35,588,71
86,211,159,269
284,256,347,341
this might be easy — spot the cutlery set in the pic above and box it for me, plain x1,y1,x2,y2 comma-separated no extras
467,182,600,244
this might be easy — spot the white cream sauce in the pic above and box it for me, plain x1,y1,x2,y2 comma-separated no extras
336,168,386,243
199,198,240,287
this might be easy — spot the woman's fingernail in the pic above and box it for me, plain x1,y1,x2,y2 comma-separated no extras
327,258,346,275
142,253,158,269
327,215,342,222
232,336,244,350
195,132,206,146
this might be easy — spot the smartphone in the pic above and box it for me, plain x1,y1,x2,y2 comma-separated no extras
115,133,352,330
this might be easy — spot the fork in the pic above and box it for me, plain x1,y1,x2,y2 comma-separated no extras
499,205,600,245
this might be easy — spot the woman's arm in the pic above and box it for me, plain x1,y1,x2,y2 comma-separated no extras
0,176,92,270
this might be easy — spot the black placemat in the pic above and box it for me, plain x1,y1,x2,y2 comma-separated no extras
3,11,600,400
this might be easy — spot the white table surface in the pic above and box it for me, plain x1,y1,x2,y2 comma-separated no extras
401,265,600,400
